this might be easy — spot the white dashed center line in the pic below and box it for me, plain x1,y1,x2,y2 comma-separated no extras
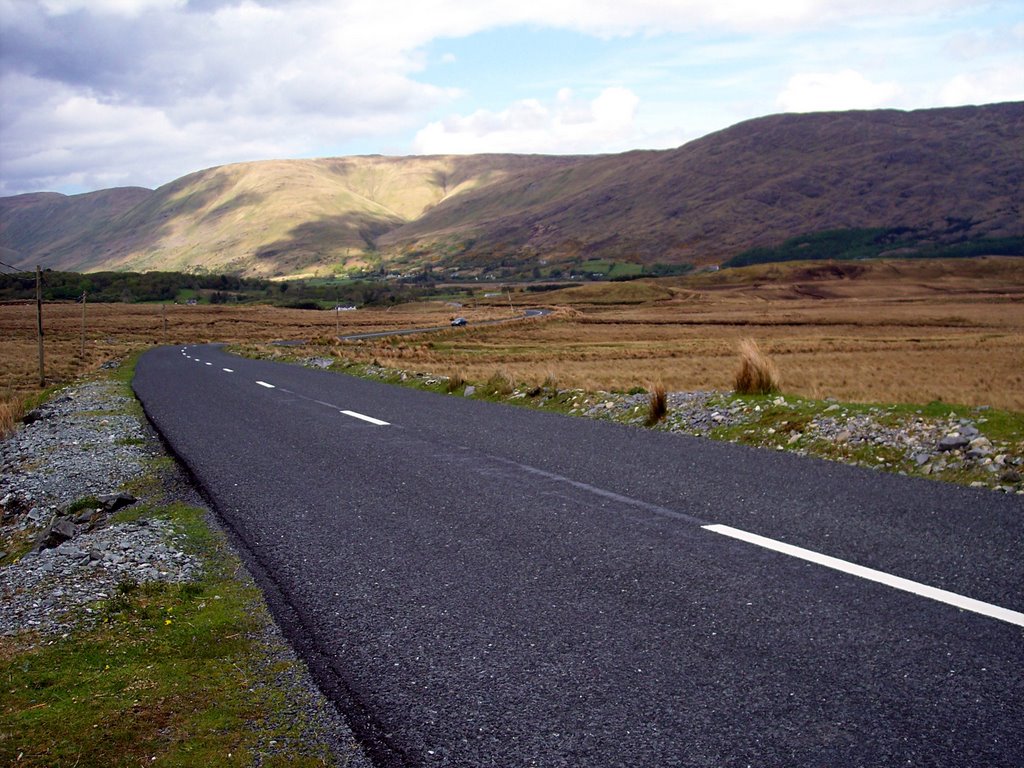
703,524,1024,627
205,362,212,366
223,368,234,373
256,381,275,389
340,410,390,426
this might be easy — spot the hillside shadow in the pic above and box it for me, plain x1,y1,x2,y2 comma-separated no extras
53,169,241,270
199,192,265,224
253,211,405,272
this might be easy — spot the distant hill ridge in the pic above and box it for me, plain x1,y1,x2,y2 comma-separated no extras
1,102,1020,277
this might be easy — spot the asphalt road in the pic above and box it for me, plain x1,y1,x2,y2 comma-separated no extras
133,344,1024,767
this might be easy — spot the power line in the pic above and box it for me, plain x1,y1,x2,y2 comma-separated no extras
0,258,27,274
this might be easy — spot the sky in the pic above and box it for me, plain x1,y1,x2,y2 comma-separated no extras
1,0,1022,196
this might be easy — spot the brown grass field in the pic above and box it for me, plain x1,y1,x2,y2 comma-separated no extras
2,257,1023,435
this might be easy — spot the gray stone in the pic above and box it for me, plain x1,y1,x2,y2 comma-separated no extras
938,435,970,451
463,385,476,397
74,509,98,524
21,407,50,425
98,492,137,513
913,453,931,466
37,518,76,550
56,542,85,558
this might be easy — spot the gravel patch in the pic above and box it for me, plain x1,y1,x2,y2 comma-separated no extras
0,517,197,637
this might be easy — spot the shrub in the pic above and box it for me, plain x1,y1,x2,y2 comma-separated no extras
734,338,781,395
645,382,668,426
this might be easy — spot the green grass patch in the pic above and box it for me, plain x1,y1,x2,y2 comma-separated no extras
0,500,334,767
64,496,103,516
723,227,1024,268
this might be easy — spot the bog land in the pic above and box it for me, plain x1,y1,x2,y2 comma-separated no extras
2,257,1023,426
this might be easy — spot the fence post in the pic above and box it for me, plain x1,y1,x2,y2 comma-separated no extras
81,291,87,358
36,266,44,387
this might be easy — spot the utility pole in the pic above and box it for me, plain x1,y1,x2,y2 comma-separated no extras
35,266,44,387
80,291,87,358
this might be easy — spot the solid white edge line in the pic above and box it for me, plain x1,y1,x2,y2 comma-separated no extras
222,368,234,373
256,381,275,389
340,410,389,426
703,524,1024,627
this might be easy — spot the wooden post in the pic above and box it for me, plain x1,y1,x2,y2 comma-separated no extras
80,291,87,358
336,305,340,337
36,266,44,387
162,303,168,343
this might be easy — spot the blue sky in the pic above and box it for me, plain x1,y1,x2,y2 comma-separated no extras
1,0,1021,196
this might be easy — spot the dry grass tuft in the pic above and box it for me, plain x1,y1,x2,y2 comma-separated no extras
446,370,466,393
542,370,559,393
487,369,516,396
0,397,19,439
734,338,781,395
645,381,668,426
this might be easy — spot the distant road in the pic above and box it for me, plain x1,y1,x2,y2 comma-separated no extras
273,308,550,347
339,308,549,340
134,344,1024,768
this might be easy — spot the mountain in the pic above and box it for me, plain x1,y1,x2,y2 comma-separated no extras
0,155,570,276
380,103,1023,268
1,103,1020,277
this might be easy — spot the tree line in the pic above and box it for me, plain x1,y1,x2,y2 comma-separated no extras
0,270,428,307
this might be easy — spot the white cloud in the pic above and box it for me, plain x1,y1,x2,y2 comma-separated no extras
0,0,1020,194
776,69,903,112
413,87,640,154
40,0,185,16
939,66,1024,105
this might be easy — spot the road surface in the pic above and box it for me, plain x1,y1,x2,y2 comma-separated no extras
133,344,1024,767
